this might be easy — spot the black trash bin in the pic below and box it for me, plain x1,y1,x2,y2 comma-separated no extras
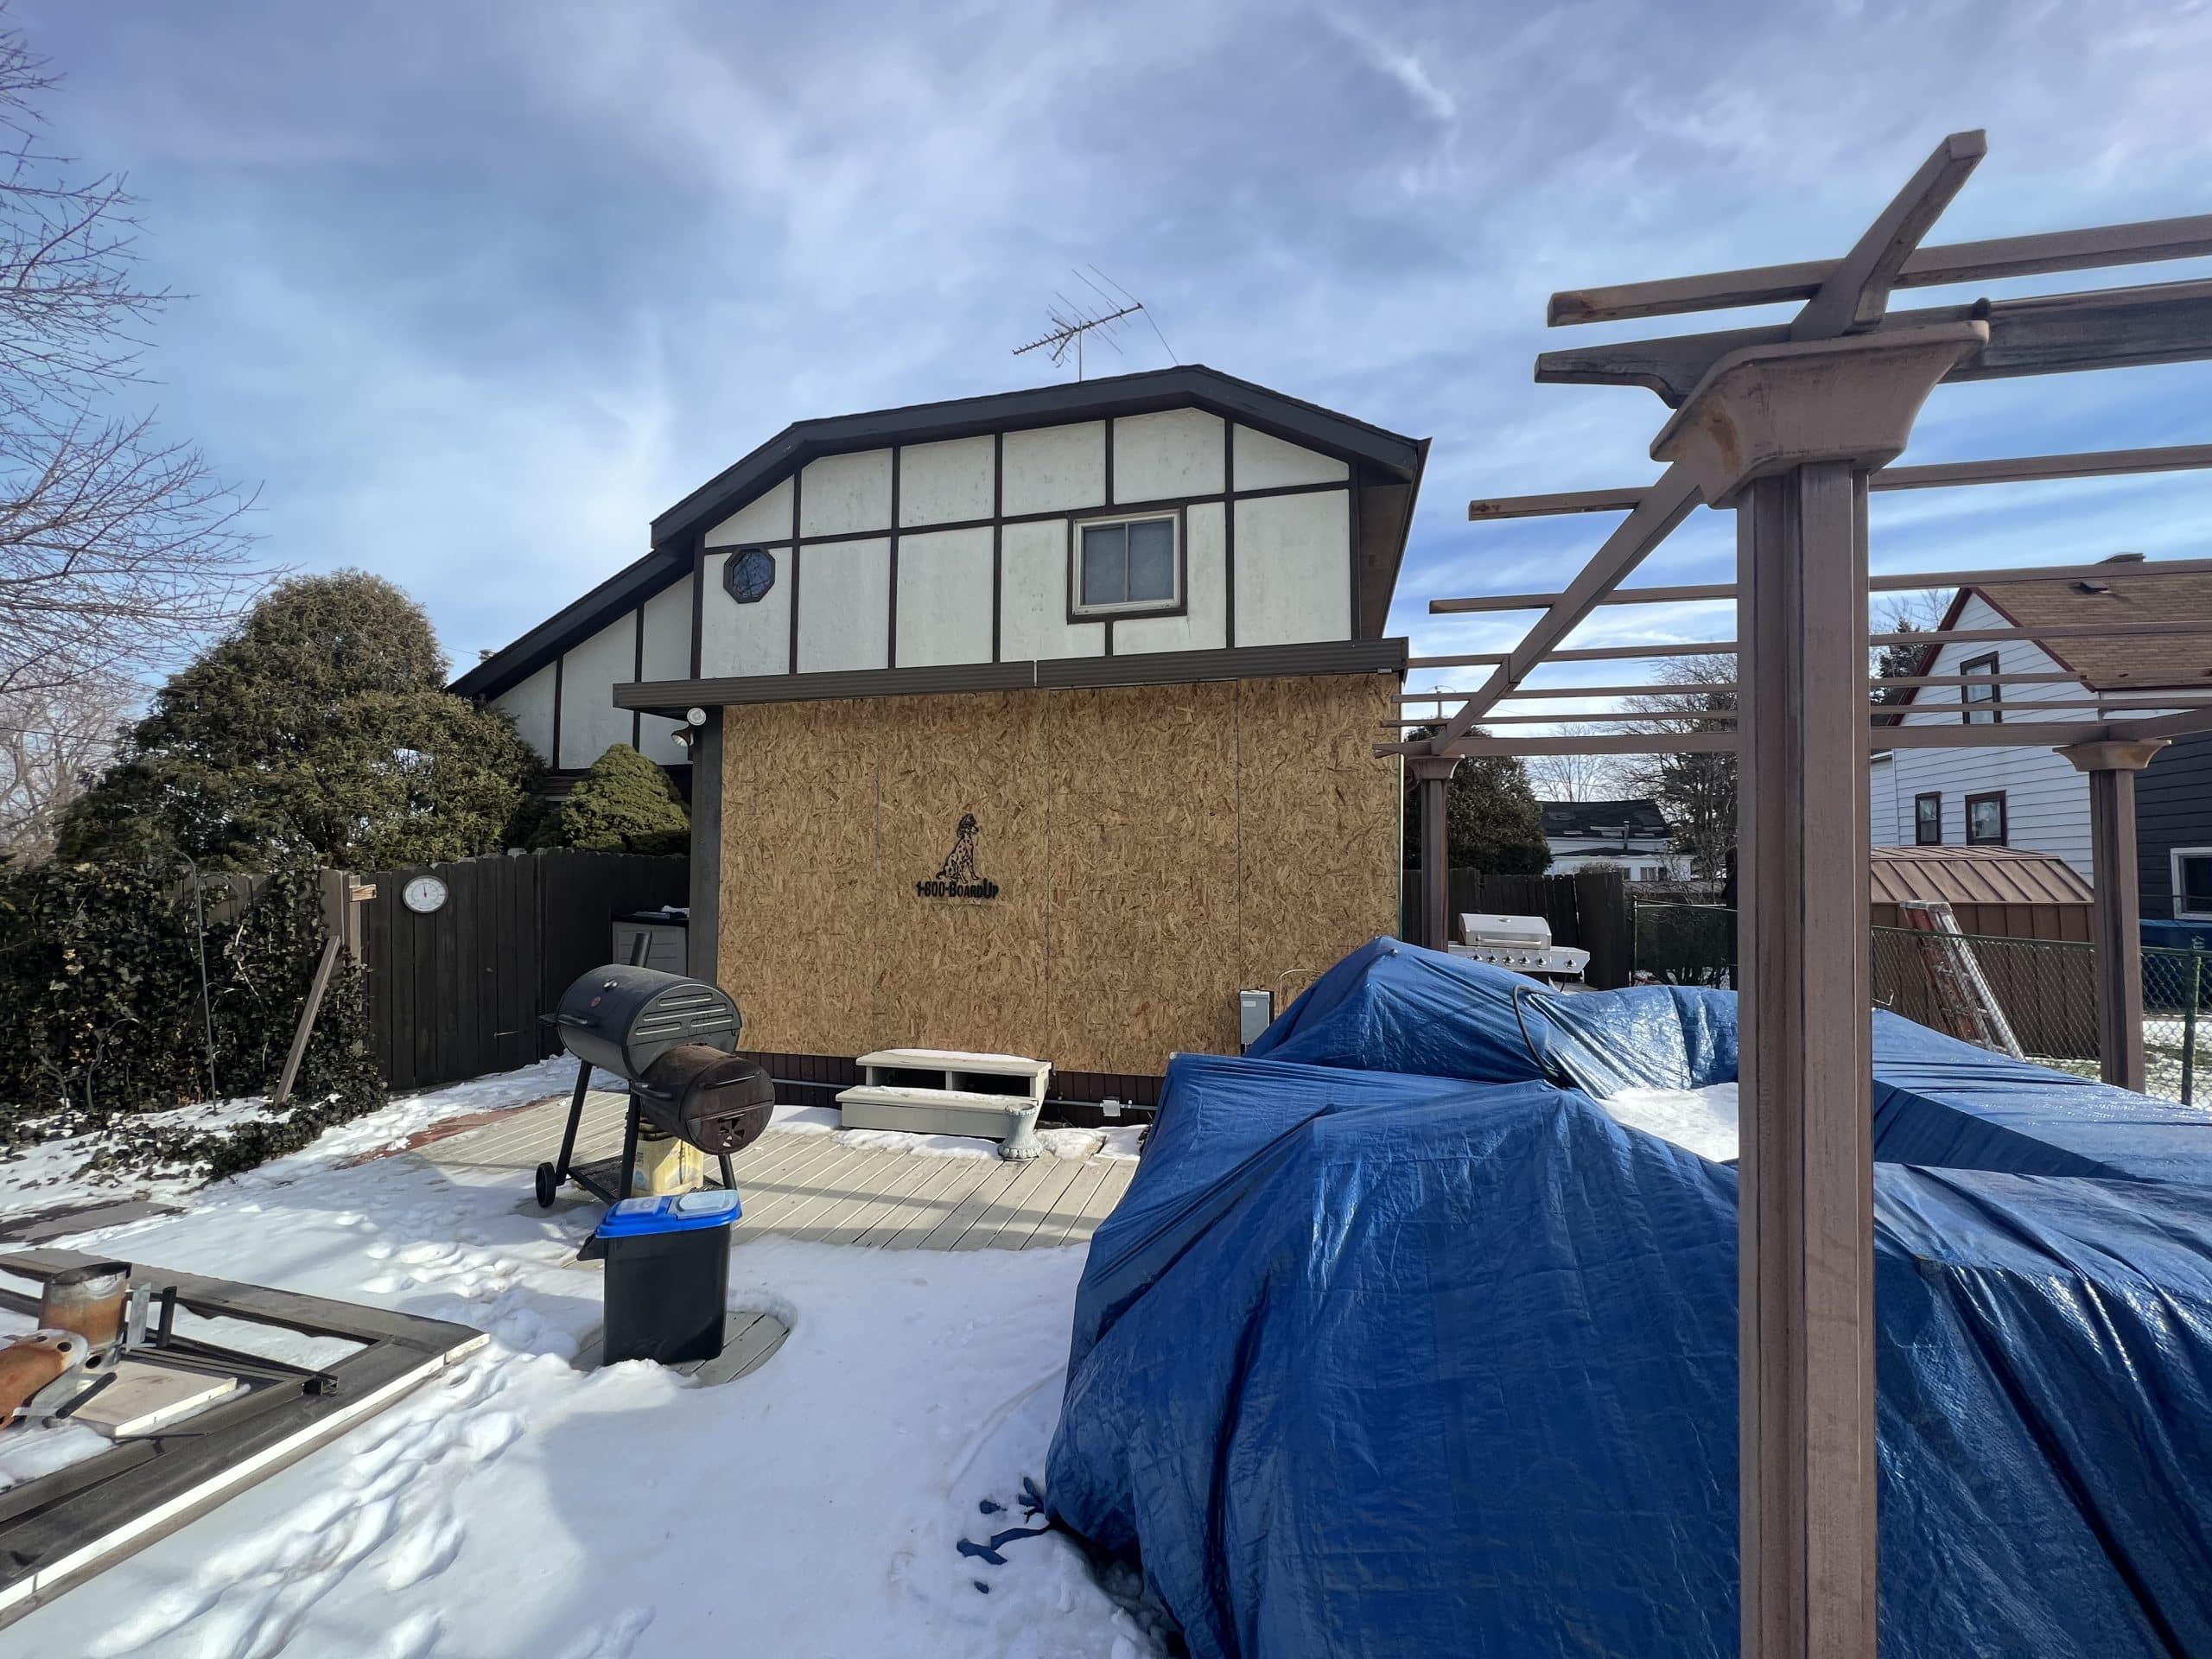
582,1190,741,1364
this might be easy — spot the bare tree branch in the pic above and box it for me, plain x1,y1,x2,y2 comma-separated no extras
0,10,264,732
0,669,129,858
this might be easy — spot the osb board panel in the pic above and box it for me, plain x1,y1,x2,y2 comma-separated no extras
718,700,879,1055
872,692,1051,1056
1236,675,1402,1012
1046,682,1243,1070
716,674,1399,1077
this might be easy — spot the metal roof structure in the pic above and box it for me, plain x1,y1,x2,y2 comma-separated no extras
1390,130,2212,1659
1867,843,2093,908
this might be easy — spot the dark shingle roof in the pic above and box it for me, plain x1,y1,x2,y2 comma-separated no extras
1540,799,1669,839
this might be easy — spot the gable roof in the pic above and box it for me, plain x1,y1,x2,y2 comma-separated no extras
1540,799,1669,839
454,365,1427,702
1885,556,2212,715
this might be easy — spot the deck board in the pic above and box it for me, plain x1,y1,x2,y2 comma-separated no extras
413,1094,1136,1252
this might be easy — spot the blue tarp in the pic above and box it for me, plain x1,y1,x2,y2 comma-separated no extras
1047,940,2212,1657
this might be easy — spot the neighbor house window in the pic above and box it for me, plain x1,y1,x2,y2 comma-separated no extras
1072,512,1179,616
2174,849,2212,920
1965,791,2007,845
1915,792,1942,845
1960,652,2002,725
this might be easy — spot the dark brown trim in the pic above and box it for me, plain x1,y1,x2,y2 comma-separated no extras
1065,504,1190,627
990,433,1004,664
1223,420,1238,648
614,637,1408,715
690,713,723,985
689,540,705,678
550,652,564,768
632,607,645,749
788,469,804,675
1347,469,1363,637
887,445,901,669
1959,651,2004,724
1965,789,2009,845
1913,791,1942,844
769,479,1347,550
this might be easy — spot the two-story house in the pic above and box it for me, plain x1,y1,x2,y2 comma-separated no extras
454,365,1428,1102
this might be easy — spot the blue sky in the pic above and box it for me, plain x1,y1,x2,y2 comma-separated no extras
24,0,2212,708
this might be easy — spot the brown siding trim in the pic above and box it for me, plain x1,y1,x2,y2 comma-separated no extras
1223,421,1237,647
787,468,804,674
615,638,1409,713
887,445,901,669
632,607,645,749
690,713,723,986
550,652,564,769
689,539,705,678
990,433,1004,664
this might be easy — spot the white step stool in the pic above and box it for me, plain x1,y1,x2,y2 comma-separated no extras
836,1049,1052,1160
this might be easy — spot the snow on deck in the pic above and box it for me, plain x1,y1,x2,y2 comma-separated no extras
419,1091,1139,1249
0,1063,1160,1657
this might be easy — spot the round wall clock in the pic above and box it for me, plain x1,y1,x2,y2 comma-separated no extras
402,874,449,914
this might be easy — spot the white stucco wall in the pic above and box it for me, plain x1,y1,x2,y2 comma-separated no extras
494,407,1369,758
998,519,1103,660
797,538,891,671
895,526,995,666
1114,409,1224,504
557,613,639,770
1233,489,1351,646
799,449,893,537
708,476,793,546
1116,501,1228,655
1001,422,1107,518
493,662,556,760
899,435,995,527
636,576,695,764
698,543,792,678
1234,424,1350,490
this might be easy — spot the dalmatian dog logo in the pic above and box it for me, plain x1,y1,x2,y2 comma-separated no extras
916,812,1000,899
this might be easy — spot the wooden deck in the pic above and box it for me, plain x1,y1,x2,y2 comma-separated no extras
418,1092,1139,1251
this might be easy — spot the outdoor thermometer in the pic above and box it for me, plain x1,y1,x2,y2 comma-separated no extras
402,874,449,914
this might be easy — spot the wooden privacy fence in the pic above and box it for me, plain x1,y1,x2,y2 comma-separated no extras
355,849,687,1092
1399,867,1631,988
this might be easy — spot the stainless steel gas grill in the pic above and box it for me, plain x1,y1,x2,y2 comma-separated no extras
1446,913,1592,983
534,964,775,1209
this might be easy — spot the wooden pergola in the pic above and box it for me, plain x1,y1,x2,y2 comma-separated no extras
1388,131,2212,1657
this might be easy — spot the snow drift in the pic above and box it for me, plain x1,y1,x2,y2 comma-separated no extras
1046,940,2212,1657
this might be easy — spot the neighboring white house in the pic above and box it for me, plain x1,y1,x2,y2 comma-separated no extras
1539,798,1675,880
1872,559,2202,888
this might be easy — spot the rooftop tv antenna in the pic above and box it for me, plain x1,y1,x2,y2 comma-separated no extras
1013,270,1176,380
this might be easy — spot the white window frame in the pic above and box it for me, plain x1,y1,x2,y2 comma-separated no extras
1070,510,1182,619
2173,846,2212,921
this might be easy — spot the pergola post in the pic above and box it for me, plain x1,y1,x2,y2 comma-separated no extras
1653,322,1985,1659
2060,738,2170,1090
1408,755,1457,950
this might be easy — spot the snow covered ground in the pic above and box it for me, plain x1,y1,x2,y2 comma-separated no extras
0,1064,1158,1659
769,1102,1146,1163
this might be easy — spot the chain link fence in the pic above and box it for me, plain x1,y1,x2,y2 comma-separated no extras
1634,903,2212,1104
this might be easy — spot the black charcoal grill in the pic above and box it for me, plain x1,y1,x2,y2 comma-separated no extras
533,963,775,1210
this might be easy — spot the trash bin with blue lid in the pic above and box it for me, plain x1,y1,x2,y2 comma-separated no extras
580,1189,742,1365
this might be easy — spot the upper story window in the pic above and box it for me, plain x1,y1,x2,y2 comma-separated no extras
1959,652,2002,725
1914,792,1942,845
1965,791,2007,845
724,546,777,605
1072,512,1179,618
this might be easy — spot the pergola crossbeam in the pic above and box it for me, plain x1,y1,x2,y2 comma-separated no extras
1429,554,2212,614
1466,440,2212,520
1548,211,2212,327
